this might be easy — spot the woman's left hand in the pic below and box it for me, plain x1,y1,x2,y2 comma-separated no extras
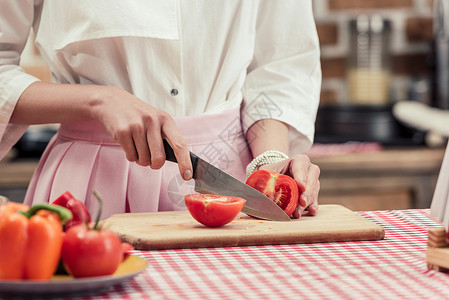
259,154,320,219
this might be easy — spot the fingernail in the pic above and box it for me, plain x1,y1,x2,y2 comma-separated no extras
183,170,193,180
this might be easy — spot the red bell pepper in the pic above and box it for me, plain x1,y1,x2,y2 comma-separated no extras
52,191,91,231
0,202,72,280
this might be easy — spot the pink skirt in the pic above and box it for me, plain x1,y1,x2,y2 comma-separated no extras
24,108,252,220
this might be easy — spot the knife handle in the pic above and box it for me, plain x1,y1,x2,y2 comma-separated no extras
163,139,198,175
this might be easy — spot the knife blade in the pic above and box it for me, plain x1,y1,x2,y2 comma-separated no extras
163,139,291,221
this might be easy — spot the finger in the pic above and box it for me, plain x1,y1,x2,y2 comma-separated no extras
307,201,319,216
289,155,312,207
293,205,304,219
300,165,320,208
289,157,321,218
162,121,192,180
307,180,320,216
292,207,301,219
131,125,151,166
115,129,138,162
303,164,320,208
146,129,166,170
290,155,311,190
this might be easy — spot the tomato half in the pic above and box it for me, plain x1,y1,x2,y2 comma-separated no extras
246,170,299,216
184,194,246,227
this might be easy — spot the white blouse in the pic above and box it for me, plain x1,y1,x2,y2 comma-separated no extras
0,0,321,159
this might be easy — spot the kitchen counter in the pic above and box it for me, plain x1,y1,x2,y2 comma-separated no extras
0,151,39,202
310,146,445,210
0,146,446,209
1,209,447,299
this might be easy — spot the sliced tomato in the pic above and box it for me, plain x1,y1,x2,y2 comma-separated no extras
246,170,299,216
184,194,246,227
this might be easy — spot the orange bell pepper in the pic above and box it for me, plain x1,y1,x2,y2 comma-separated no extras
0,202,72,281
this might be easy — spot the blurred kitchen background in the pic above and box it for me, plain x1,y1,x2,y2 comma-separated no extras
1,0,447,211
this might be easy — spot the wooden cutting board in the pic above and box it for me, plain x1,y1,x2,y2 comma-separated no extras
101,204,385,250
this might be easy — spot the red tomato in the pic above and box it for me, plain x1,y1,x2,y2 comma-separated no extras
184,194,246,227
61,224,123,278
120,242,134,261
246,170,299,216
52,191,91,231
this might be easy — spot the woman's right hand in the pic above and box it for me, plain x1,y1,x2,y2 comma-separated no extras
11,83,192,179
90,86,193,180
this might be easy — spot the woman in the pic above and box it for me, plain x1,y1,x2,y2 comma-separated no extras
0,0,321,220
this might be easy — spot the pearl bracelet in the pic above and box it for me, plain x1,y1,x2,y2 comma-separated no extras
246,150,289,178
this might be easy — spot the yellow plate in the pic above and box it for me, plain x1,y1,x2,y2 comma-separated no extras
0,255,148,296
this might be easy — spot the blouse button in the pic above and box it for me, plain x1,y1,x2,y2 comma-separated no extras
170,89,178,96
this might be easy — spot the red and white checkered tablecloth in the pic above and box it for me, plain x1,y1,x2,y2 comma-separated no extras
37,210,449,300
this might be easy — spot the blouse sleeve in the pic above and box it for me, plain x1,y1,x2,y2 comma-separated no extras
241,0,321,155
0,0,41,160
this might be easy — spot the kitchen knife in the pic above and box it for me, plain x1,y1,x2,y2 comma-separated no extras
163,139,291,221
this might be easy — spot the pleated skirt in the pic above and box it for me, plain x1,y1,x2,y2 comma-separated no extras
24,108,252,220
